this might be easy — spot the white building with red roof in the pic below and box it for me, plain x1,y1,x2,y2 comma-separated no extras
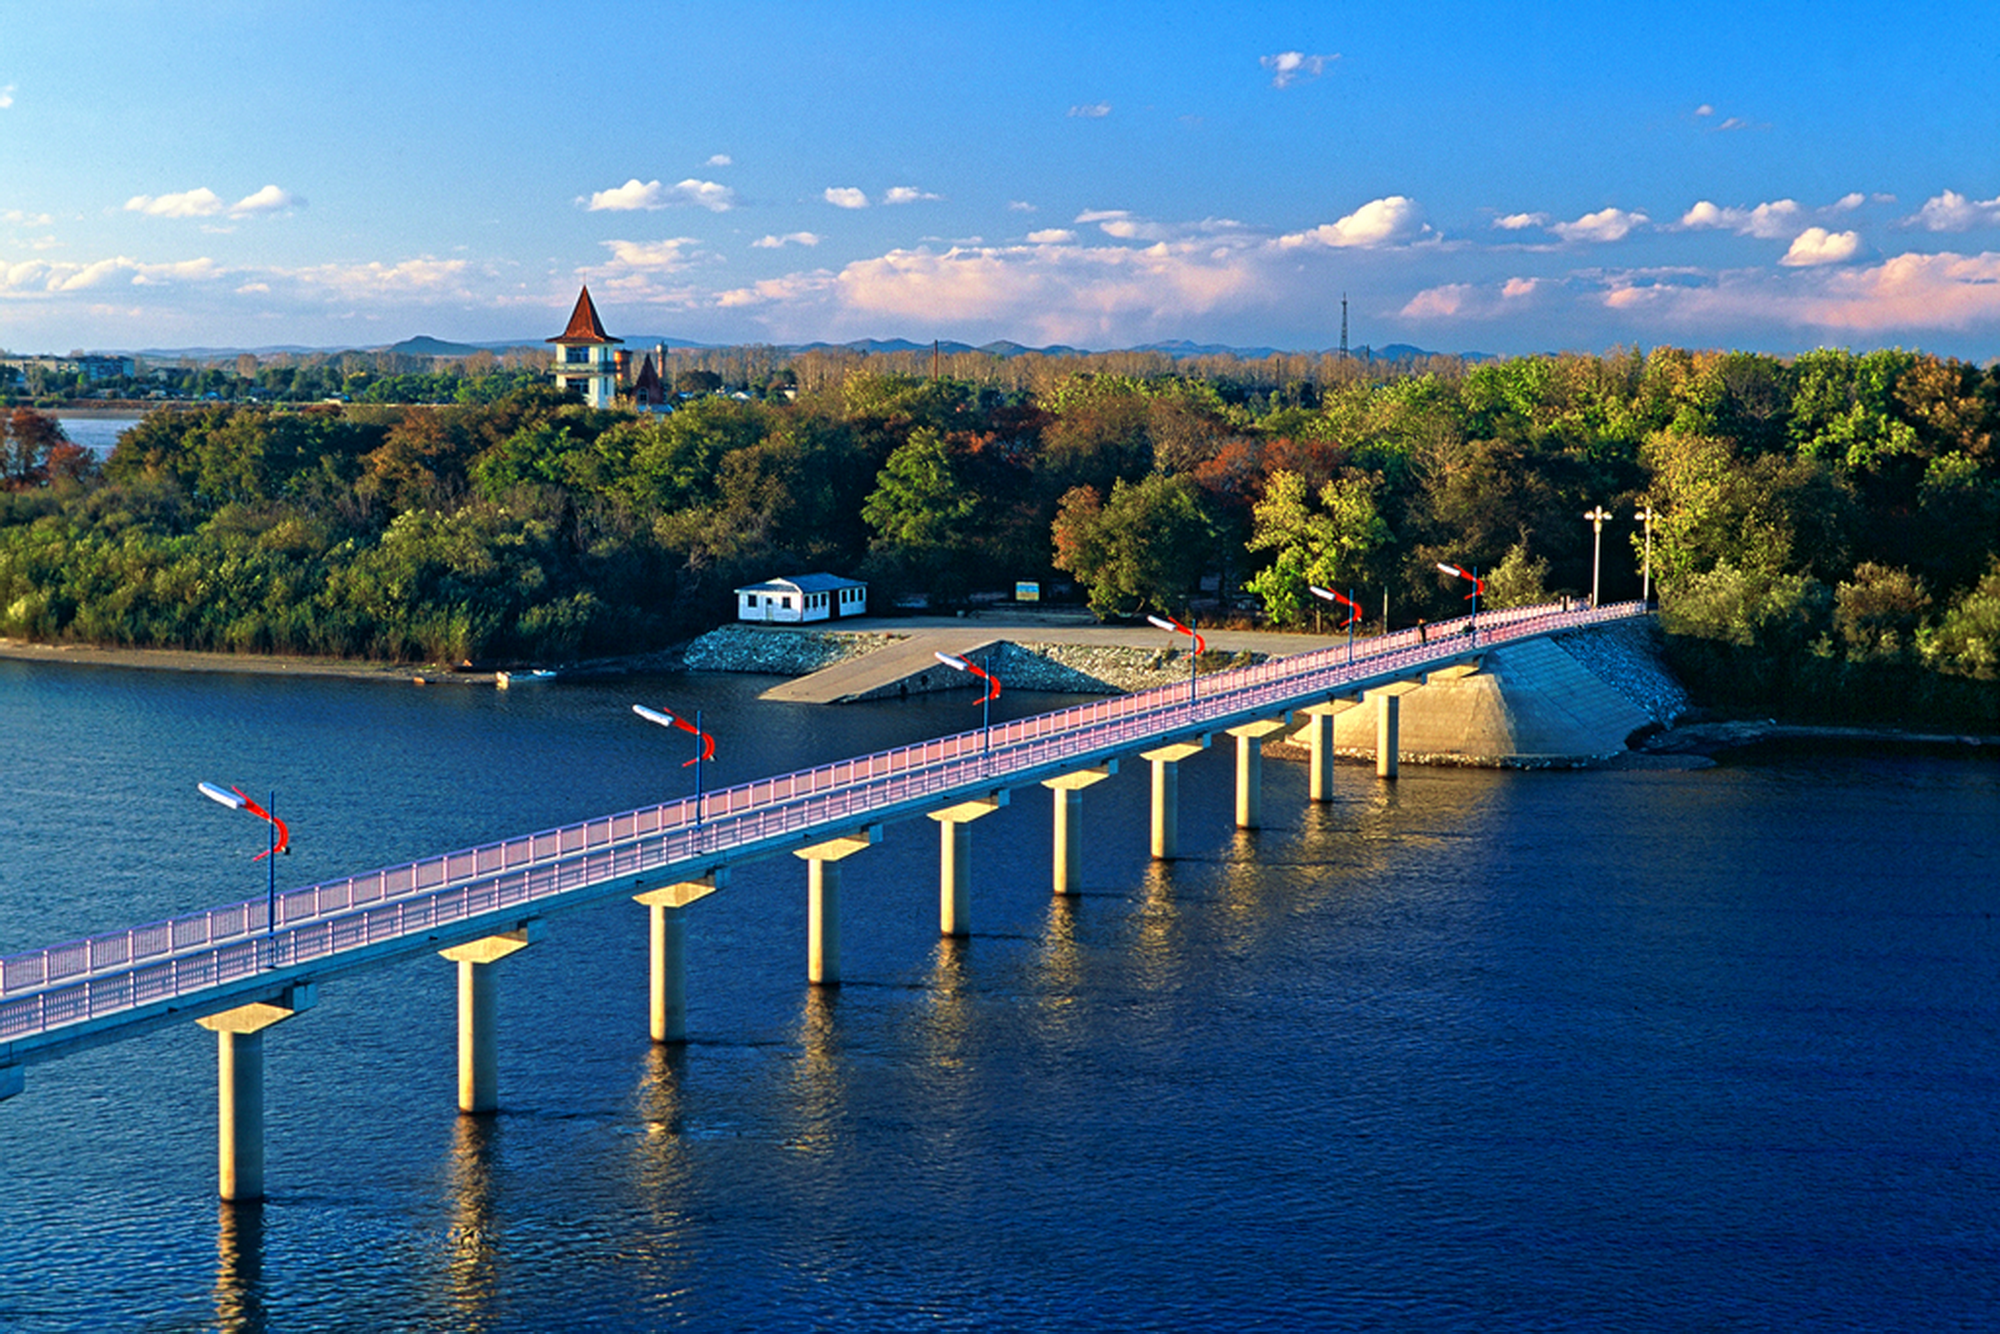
546,286,622,408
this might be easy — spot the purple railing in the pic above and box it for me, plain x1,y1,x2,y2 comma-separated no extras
0,601,1642,1047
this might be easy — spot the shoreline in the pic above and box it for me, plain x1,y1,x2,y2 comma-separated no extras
6,635,1993,758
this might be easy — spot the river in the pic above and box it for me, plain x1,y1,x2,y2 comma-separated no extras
1,659,1996,1331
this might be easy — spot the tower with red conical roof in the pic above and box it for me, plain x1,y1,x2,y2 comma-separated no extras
546,286,622,408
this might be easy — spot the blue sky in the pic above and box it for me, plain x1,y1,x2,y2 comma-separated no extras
3,2,1998,358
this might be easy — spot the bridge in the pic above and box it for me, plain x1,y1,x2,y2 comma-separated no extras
1,600,1647,1198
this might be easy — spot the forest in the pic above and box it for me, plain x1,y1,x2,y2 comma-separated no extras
2,345,1996,726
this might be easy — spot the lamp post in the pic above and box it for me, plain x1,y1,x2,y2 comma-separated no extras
1435,562,1484,638
199,782,289,963
1633,502,1657,606
1583,505,1613,608
1146,612,1205,706
632,704,716,825
1309,585,1362,663
934,650,1001,766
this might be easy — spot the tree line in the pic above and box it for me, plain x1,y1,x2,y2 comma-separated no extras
1,346,1995,723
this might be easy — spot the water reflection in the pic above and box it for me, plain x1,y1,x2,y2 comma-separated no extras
785,989,846,1157
213,1200,265,1334
1130,861,1184,992
628,1044,695,1304
442,1116,500,1330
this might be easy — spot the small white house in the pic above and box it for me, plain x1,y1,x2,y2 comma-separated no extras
734,573,868,624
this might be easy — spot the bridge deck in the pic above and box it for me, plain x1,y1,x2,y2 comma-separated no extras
0,601,1647,1066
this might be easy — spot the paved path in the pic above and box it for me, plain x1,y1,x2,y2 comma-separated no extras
760,614,1360,704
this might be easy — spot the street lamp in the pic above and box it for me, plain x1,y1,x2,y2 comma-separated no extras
199,782,289,957
1583,505,1613,608
1633,502,1657,607
1309,585,1362,664
633,704,716,824
1435,563,1484,637
934,650,1001,763
1146,612,1205,706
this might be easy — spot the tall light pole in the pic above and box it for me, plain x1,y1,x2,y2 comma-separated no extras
199,782,290,962
633,704,716,824
1309,585,1362,663
1633,502,1657,606
1146,613,1204,706
1584,505,1612,608
1436,563,1484,638
934,650,1001,765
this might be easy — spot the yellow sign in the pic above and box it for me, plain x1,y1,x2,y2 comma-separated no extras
1015,581,1040,602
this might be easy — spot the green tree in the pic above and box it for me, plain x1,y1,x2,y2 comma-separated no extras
1243,468,1390,625
1051,473,1214,619
861,427,979,599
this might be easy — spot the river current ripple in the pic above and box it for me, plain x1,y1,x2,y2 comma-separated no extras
0,659,1995,1331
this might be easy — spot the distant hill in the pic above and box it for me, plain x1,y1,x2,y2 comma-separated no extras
100,335,1496,364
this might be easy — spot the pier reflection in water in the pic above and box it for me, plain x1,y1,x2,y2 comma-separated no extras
1,661,1997,1330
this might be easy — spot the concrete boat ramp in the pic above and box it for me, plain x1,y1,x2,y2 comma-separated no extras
759,630,1001,703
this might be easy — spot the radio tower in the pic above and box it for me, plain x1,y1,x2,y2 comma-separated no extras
1340,293,1349,358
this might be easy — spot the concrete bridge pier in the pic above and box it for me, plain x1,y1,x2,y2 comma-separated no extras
438,924,540,1114
794,827,880,985
1142,736,1210,860
928,792,1007,937
1042,761,1117,895
195,984,316,1201
634,870,728,1043
1227,716,1292,829
1374,691,1401,779
1300,702,1354,802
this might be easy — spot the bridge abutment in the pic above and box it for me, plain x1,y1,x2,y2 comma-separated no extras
195,984,315,1201
634,872,727,1043
1043,761,1117,894
439,925,539,1114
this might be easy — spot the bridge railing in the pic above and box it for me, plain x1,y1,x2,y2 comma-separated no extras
0,601,1644,1029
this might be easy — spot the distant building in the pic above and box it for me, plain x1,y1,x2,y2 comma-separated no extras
734,573,869,624
546,286,621,408
629,353,668,410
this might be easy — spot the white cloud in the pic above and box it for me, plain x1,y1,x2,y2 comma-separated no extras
1401,284,1470,318
284,257,469,297
753,232,821,249
3,210,53,227
1679,199,1800,239
1695,104,1714,117
1068,102,1111,118
1261,51,1336,88
0,255,224,293
706,154,732,167
1832,192,1866,212
1027,229,1076,244
1501,277,1542,299
230,185,301,216
671,178,736,212
1278,196,1426,249
0,85,13,110
1492,213,1548,231
1912,189,2000,232
825,187,869,209
1551,207,1648,243
1781,227,1861,266
883,186,941,205
602,238,703,270
1008,200,1037,213
586,179,667,211
584,177,734,212
125,188,225,218
1583,250,2000,334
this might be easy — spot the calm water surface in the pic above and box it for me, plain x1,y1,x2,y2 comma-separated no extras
1,659,1996,1331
